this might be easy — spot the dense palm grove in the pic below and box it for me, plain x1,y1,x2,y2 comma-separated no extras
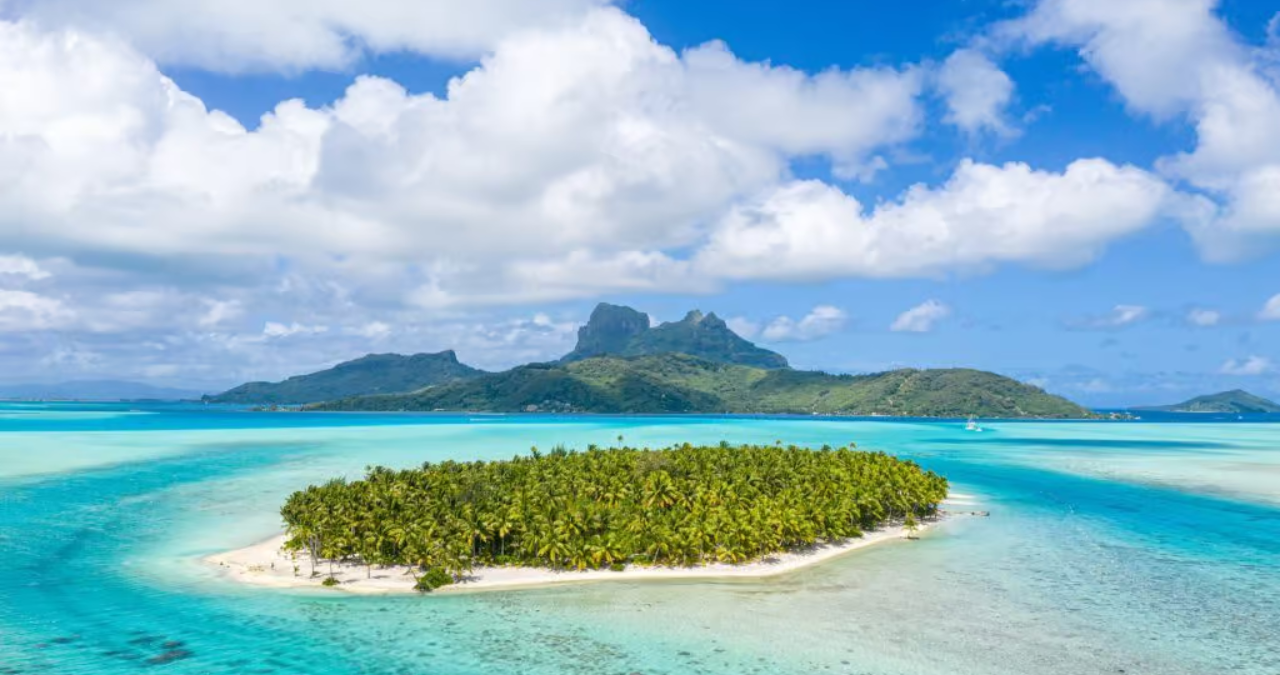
280,443,948,584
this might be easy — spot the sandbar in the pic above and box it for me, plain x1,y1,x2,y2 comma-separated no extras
204,520,946,595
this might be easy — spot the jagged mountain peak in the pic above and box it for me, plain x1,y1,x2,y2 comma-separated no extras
562,303,788,369
564,304,652,362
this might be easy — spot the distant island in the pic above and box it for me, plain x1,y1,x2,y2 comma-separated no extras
205,351,485,405
209,443,948,593
1134,389,1280,414
308,354,1091,418
207,302,1094,418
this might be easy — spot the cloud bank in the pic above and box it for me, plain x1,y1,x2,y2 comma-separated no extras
0,0,1273,387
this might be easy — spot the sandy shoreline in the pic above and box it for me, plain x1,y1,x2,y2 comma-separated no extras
205,513,963,595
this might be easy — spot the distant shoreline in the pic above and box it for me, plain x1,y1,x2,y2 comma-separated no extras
232,406,1112,422
205,503,979,595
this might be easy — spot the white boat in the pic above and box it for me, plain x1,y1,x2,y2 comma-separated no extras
966,416,983,432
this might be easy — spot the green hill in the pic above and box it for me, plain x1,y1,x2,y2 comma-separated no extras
562,304,788,369
1136,389,1280,414
309,353,1091,418
214,302,1091,417
206,351,486,405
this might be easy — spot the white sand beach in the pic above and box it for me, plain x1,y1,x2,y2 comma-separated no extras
205,520,943,595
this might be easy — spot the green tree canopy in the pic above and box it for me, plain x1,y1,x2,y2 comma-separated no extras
281,443,948,578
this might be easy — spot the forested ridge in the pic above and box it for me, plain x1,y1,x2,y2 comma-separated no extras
210,302,1092,418
280,443,948,589
310,354,1093,418
206,351,485,405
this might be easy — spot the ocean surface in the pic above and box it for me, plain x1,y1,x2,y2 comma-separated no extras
1,403,1277,675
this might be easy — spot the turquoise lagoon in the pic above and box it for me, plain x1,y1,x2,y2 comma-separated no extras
1,403,1277,675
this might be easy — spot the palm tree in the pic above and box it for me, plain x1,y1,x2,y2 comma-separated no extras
904,513,920,540
278,442,948,576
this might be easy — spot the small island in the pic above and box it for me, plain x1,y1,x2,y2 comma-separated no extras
1134,389,1280,414
209,443,949,593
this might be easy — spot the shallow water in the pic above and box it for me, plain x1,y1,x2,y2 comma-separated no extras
1,404,1277,675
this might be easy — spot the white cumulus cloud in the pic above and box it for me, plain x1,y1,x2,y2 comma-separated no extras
1109,305,1150,326
1219,356,1273,376
695,159,1179,281
937,49,1016,136
0,254,51,280
353,322,392,339
0,12,925,309
1003,0,1280,259
891,300,951,333
0,289,73,331
725,317,760,339
1186,308,1220,327
1078,304,1150,329
760,305,848,342
0,1,1256,383
198,300,243,328
4,0,613,72
263,322,329,339
0,8,1201,320
1259,294,1280,321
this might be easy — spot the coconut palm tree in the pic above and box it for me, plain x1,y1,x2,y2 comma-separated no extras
278,442,948,576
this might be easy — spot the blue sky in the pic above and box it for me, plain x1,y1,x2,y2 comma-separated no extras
0,0,1278,406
